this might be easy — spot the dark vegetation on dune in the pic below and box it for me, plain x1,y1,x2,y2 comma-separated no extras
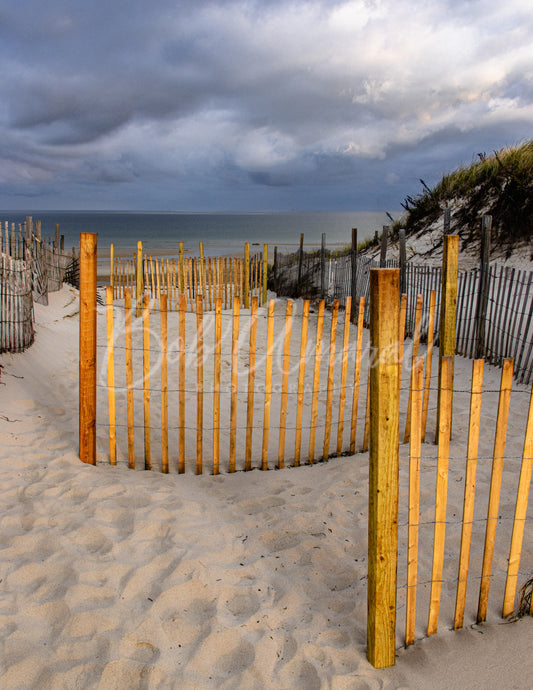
367,140,533,258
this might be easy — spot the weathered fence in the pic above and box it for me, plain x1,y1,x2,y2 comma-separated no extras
273,223,533,384
0,253,34,352
0,217,77,352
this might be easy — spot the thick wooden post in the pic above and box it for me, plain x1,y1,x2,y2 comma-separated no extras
367,268,400,669
244,242,250,309
136,240,143,317
109,243,115,294
262,244,268,305
380,226,389,267
475,215,492,359
350,228,358,323
297,233,304,293
320,233,326,299
436,235,459,440
79,232,97,465
399,230,406,295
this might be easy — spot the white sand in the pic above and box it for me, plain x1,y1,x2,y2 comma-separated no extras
1,285,533,689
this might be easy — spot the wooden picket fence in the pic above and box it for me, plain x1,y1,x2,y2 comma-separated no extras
78,233,533,672
0,253,34,352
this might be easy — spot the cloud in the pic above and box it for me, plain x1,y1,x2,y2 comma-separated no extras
1,0,532,209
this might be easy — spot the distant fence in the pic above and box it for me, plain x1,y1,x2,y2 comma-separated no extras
273,225,533,384
0,253,34,352
0,217,77,352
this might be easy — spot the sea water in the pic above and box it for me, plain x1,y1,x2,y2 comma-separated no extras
1,210,399,255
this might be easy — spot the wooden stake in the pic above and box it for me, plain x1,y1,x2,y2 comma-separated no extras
350,296,365,454
230,295,240,472
436,235,459,440
278,300,293,468
124,289,135,469
398,294,407,395
422,290,436,442
405,356,424,646
404,294,423,443
244,243,250,309
337,297,351,455
295,301,310,466
178,294,186,473
196,295,204,474
427,356,453,636
245,297,258,471
213,298,222,475
367,268,400,670
454,359,484,629
106,286,116,465
160,294,169,473
309,300,325,462
477,358,514,622
503,376,533,617
261,300,275,470
323,300,339,459
110,244,115,295
263,244,268,305
136,241,143,317
79,233,97,465
142,293,151,470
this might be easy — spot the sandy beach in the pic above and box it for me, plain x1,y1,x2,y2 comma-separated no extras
1,285,533,688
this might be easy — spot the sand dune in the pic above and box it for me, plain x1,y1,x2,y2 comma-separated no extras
1,285,533,689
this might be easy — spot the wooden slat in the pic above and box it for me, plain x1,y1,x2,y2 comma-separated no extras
477,358,514,622
427,355,453,636
404,294,423,443
261,300,275,470
124,289,135,469
142,293,151,470
106,286,116,465
362,366,370,453
245,297,258,471
454,359,484,629
337,296,352,455
309,300,325,462
503,377,533,616
323,300,339,459
196,295,204,474
230,295,240,472
405,356,424,646
295,301,310,466
160,294,169,473
422,290,436,442
278,300,293,468
350,296,365,454
213,298,222,475
178,294,186,473
398,293,407,395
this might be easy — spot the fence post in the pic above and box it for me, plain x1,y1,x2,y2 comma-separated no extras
297,232,304,294
54,223,60,251
380,225,389,267
475,215,492,359
79,232,97,465
273,246,278,293
351,228,358,323
436,235,458,440
399,229,406,295
244,242,250,309
110,243,115,295
320,233,326,299
262,244,268,305
135,240,143,317
367,268,400,669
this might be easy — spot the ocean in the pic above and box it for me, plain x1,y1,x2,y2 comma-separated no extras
1,210,398,257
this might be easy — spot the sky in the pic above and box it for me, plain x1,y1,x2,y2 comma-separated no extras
1,0,532,212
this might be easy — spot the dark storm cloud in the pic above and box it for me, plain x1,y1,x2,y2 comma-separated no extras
1,0,532,210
